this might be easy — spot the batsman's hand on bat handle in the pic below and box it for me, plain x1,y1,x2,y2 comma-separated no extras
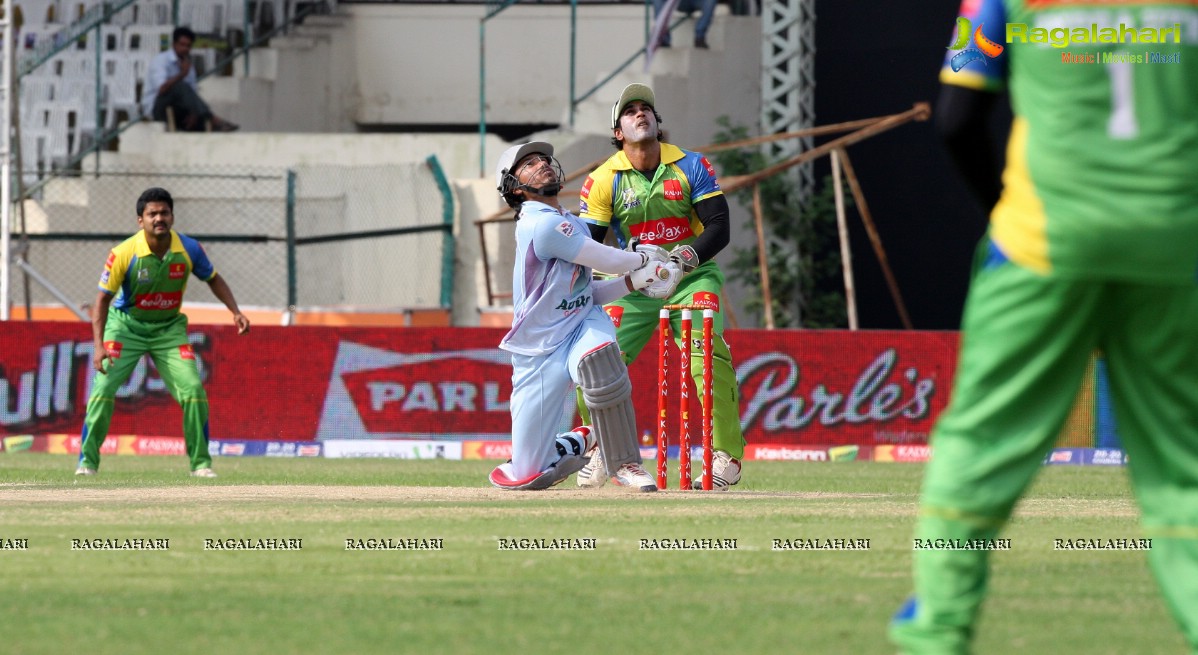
640,261,684,299
669,244,699,275
635,243,670,266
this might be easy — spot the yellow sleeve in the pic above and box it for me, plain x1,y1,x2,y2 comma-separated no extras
579,168,613,226
98,246,131,294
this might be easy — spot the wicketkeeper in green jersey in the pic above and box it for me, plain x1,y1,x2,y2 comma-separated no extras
75,187,250,478
575,83,746,490
891,1,1198,652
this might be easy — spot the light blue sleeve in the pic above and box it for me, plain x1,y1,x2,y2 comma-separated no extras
529,206,587,263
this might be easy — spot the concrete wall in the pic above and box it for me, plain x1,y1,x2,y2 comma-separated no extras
36,5,765,326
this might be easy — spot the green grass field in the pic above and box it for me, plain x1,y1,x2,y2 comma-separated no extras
0,454,1185,655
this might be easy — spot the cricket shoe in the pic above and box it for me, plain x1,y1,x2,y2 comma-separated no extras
191,468,218,478
611,462,658,492
576,447,607,489
75,466,97,476
691,450,741,490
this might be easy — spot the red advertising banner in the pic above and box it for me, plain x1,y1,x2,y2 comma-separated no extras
0,323,959,446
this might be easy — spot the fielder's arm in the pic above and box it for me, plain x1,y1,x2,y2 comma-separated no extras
206,273,251,334
936,83,1003,210
91,291,115,374
685,194,731,264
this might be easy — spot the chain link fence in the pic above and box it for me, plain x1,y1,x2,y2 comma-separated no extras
7,159,454,317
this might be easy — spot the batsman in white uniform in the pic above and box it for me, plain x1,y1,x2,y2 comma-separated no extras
489,142,683,491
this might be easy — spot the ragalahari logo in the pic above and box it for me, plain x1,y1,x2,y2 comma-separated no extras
948,16,1004,72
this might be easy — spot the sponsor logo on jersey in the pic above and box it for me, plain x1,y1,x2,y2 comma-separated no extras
105,252,115,269
621,188,641,210
691,291,720,312
700,157,717,179
555,221,575,238
168,263,186,279
135,291,182,311
580,176,594,199
604,305,624,327
663,179,684,201
100,271,110,285
630,217,694,245
580,200,589,215
179,344,196,360
103,341,123,358
554,295,590,312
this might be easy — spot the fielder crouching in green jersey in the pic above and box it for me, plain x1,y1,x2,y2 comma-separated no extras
890,0,1198,652
575,83,746,490
76,187,250,478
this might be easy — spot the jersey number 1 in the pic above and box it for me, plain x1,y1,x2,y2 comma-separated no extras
1106,63,1138,139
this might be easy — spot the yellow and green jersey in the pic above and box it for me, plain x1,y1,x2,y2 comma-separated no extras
578,143,723,250
99,229,217,322
942,0,1198,282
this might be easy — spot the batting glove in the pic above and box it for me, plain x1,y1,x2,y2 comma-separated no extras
669,244,699,274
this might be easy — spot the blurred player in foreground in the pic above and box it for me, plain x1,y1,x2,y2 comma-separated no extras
76,187,250,478
890,1,1198,652
490,142,683,491
577,83,745,490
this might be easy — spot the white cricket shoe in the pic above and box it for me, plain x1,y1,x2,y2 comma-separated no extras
576,448,607,489
74,466,97,476
692,450,741,490
611,462,658,493
190,468,218,478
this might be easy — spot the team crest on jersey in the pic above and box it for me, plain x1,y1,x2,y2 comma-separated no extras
137,267,150,284
168,263,186,279
621,188,641,210
556,221,576,238
663,179,683,201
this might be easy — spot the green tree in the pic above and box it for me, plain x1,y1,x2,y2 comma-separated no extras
710,117,849,328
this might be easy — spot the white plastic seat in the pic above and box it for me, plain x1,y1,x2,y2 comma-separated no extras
135,0,171,25
101,53,140,125
123,24,172,54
